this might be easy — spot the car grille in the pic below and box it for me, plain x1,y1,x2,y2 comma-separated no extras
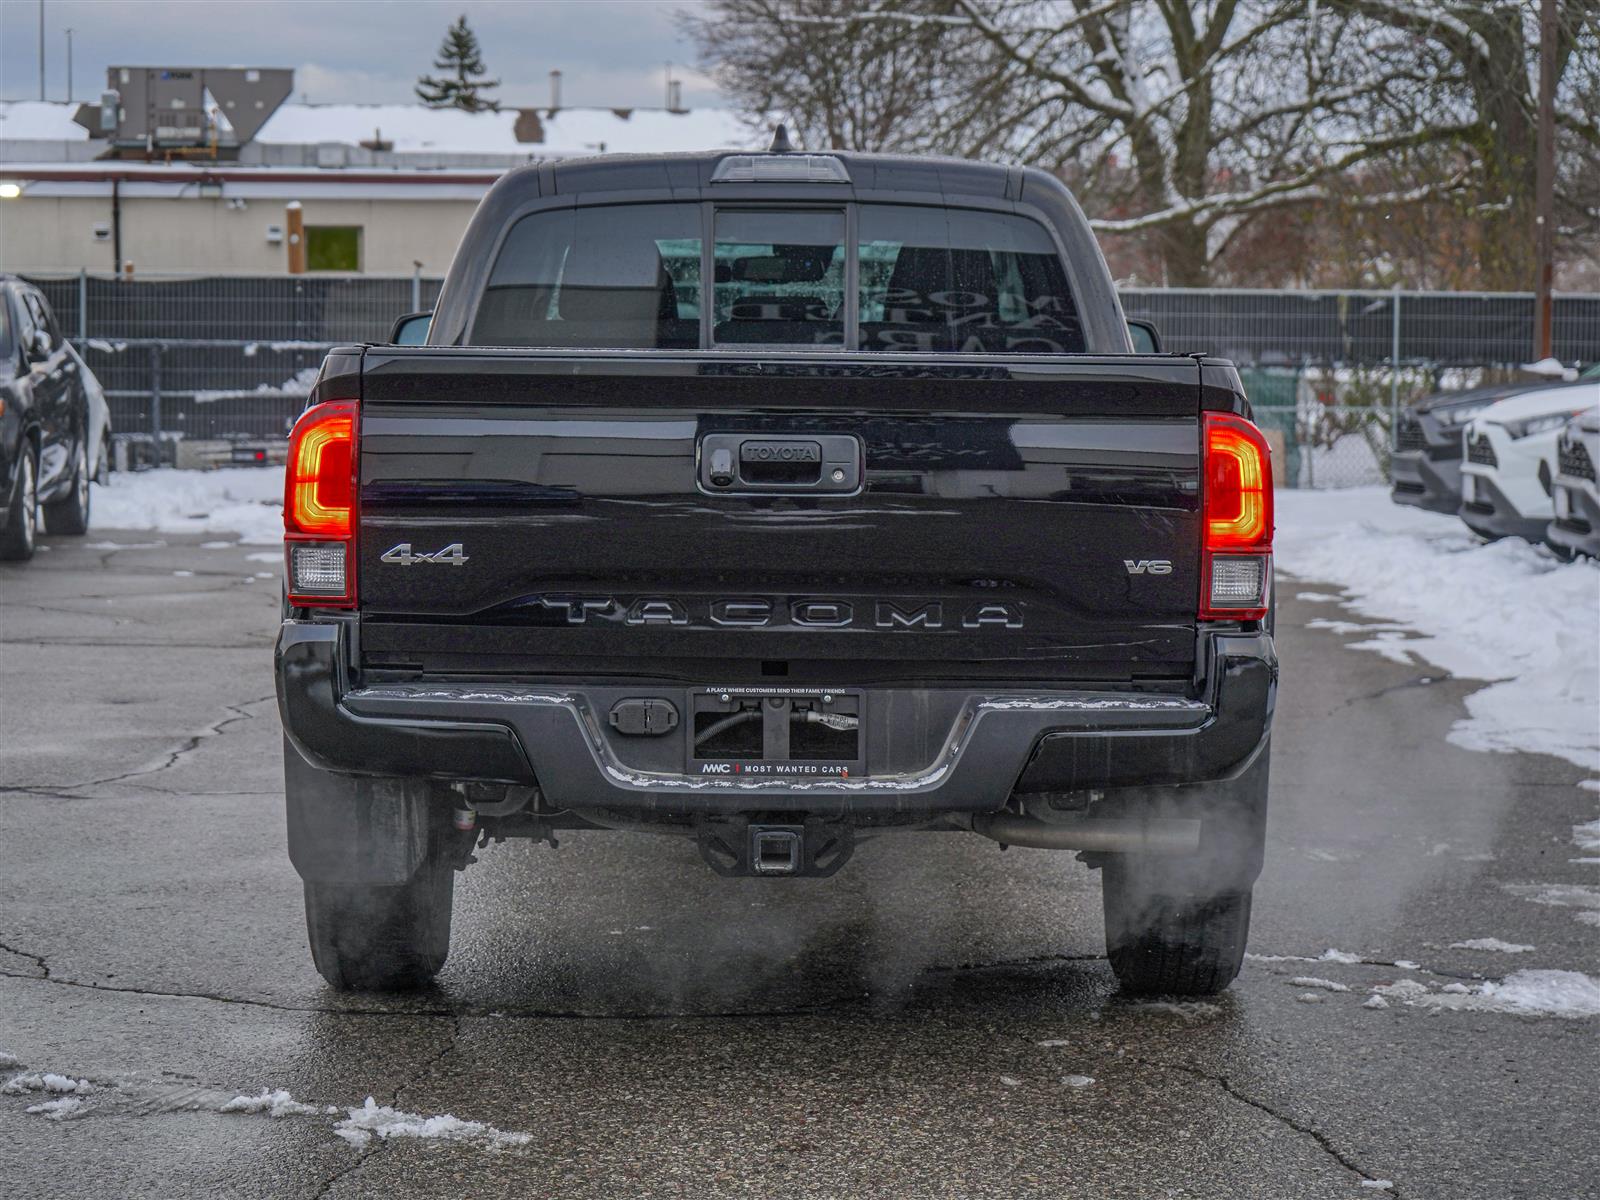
1558,438,1595,482
1395,417,1426,452
1467,435,1497,467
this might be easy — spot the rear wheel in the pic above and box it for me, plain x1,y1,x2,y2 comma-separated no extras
43,440,91,536
304,867,454,991
284,737,456,991
0,445,38,561
1102,867,1252,996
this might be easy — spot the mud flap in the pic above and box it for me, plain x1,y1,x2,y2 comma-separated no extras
283,736,440,886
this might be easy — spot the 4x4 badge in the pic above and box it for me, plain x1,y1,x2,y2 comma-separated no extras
381,542,469,567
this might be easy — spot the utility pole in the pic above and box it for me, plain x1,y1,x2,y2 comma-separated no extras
65,28,73,102
38,0,46,101
1533,0,1557,361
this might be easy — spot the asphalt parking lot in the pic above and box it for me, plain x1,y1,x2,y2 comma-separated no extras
2,529,1596,1200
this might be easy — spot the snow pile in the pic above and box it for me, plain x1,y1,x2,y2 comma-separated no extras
3,1073,91,1095
93,468,283,544
1373,970,1600,1018
1502,883,1600,927
25,1097,84,1121
1062,1075,1095,1088
219,1088,333,1118
1276,488,1600,771
1289,976,1351,992
1449,938,1534,954
334,1097,533,1150
1247,947,1364,964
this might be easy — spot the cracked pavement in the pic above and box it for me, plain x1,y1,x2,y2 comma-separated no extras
2,530,1596,1198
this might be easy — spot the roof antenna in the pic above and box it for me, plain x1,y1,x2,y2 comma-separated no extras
769,123,795,153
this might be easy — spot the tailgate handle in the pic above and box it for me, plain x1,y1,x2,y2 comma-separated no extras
699,433,861,494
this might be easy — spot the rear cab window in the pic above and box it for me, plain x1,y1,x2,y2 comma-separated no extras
474,204,701,349
471,202,1082,353
859,206,1084,353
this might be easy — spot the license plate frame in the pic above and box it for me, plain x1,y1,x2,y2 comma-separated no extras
687,687,865,780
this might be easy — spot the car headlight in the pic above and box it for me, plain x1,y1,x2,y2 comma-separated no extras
1436,403,1490,427
1500,410,1584,439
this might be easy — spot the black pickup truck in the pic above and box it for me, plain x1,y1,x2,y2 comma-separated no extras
275,145,1277,995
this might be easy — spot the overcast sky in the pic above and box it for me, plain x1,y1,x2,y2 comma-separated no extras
0,0,725,110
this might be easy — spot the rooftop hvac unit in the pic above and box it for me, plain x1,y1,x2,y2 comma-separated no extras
73,67,293,156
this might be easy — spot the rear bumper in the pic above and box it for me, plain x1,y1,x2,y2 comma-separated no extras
1390,450,1461,514
276,622,1275,815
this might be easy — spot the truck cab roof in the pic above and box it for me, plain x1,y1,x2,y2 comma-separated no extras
429,148,1126,353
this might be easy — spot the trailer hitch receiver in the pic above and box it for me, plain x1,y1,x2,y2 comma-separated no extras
696,816,854,878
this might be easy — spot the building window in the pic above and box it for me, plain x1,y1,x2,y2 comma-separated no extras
305,226,362,272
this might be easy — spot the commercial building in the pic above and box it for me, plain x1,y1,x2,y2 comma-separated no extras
0,99,748,275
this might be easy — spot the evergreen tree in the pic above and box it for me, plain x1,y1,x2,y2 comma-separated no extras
416,15,501,112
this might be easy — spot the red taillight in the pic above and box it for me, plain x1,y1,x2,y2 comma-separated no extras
284,399,358,607
1200,411,1273,621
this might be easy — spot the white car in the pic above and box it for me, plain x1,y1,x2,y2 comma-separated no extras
1547,405,1600,558
1459,382,1599,542
66,341,113,485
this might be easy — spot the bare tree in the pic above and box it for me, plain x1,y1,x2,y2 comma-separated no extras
1323,0,1600,289
683,0,988,151
689,0,1600,288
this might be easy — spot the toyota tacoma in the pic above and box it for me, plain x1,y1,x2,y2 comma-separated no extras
275,144,1277,995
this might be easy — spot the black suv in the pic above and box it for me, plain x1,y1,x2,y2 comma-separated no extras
1,276,95,559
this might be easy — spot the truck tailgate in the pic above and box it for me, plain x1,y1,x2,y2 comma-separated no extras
354,350,1202,684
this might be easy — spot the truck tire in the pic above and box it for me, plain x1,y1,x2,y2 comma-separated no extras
284,738,455,990
1096,737,1270,996
0,444,38,561
303,868,454,991
43,440,91,536
1101,869,1252,996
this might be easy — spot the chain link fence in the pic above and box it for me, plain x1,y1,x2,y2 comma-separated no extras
20,273,1600,486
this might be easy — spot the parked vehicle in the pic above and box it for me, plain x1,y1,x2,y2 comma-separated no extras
276,145,1277,996
1547,406,1600,559
71,342,114,487
1,274,100,560
1459,382,1599,543
1391,381,1539,514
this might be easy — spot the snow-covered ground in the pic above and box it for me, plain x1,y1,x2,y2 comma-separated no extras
1276,487,1600,774
92,468,284,546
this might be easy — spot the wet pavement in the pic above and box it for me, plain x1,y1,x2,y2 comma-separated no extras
1,529,1596,1199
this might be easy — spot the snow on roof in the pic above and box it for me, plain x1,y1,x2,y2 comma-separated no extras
259,103,751,155
0,99,753,157
0,100,86,140
520,107,753,156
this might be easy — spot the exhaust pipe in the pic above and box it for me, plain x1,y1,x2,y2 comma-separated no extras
971,812,1200,855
